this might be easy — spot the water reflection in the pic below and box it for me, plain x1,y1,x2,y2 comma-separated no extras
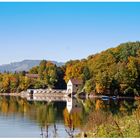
64,97,84,137
0,95,138,137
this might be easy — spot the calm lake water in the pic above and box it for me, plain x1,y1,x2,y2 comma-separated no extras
0,95,138,138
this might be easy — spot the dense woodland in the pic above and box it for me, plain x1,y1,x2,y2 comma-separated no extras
1,41,140,96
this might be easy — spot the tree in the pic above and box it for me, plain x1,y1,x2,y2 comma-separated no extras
29,66,39,74
84,79,95,93
83,66,91,81
39,60,47,80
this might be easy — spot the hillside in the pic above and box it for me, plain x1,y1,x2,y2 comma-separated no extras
64,42,140,95
0,60,64,72
0,41,140,96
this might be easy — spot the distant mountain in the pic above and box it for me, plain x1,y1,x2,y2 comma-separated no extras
0,60,64,72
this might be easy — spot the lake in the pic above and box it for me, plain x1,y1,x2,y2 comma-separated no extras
0,95,138,138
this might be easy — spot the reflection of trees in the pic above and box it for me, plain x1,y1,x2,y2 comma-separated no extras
0,96,139,137
81,98,140,138
63,98,86,138
63,108,76,137
36,102,57,137
119,99,136,115
1,97,9,114
94,98,136,115
95,100,106,111
0,96,30,115
79,98,95,114
0,96,62,137
27,102,58,138
133,99,140,135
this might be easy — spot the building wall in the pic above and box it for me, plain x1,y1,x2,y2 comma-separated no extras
67,80,82,93
73,84,81,93
67,80,73,93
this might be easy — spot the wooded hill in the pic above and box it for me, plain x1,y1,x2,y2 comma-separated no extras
0,41,140,96
64,41,140,96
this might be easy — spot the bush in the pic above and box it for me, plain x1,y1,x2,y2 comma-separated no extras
78,111,140,138
124,87,134,97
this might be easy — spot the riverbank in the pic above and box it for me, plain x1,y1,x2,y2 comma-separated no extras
0,91,69,102
75,110,140,138
0,92,139,100
0,93,20,96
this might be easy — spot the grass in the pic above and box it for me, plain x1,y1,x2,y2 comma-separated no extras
76,109,140,138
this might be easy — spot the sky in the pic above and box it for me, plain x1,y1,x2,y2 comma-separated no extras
0,2,140,64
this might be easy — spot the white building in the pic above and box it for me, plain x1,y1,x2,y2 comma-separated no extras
67,78,83,94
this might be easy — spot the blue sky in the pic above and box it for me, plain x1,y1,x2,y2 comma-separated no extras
0,2,140,64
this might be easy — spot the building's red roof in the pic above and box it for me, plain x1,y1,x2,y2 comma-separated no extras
26,74,39,78
70,78,83,85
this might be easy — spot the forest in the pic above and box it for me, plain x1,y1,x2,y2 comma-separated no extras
0,41,140,96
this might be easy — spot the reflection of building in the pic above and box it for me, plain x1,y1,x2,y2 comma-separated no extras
27,89,37,94
66,97,73,113
66,97,82,113
67,79,83,94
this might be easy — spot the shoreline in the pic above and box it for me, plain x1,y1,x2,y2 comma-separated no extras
0,93,20,96
0,92,139,99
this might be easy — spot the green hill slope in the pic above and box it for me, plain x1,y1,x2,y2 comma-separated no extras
65,42,140,96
